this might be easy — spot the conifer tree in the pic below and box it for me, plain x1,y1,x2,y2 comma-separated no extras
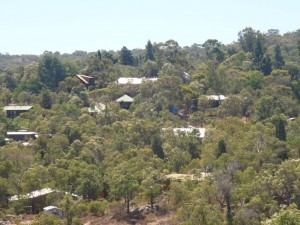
261,54,272,75
120,46,134,66
216,139,227,158
274,44,285,69
151,134,165,160
145,40,155,61
275,119,286,141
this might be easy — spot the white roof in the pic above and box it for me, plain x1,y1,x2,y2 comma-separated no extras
43,206,61,211
4,106,33,111
7,131,37,136
88,103,106,113
206,95,228,101
116,94,134,103
10,188,80,201
117,77,158,85
172,126,206,138
10,188,56,201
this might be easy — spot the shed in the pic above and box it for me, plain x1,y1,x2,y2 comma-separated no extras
116,94,134,109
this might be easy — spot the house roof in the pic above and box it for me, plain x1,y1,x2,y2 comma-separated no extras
4,106,33,111
206,95,228,101
7,131,37,136
9,188,80,201
10,188,56,201
76,74,94,85
117,77,158,85
116,94,134,103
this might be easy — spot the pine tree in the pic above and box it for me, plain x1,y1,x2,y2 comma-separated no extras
274,45,285,69
275,119,286,141
216,139,227,158
151,134,165,160
261,54,272,75
253,38,264,70
96,50,102,60
41,89,52,109
120,46,134,66
145,40,155,61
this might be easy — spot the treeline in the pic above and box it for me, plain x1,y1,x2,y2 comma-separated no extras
0,27,300,224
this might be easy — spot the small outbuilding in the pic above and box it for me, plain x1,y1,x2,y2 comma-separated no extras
116,94,134,109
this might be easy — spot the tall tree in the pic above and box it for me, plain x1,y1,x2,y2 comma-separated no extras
40,89,52,109
275,119,286,141
151,134,165,160
38,53,66,90
261,54,273,75
145,40,155,61
274,44,285,69
253,38,264,70
238,27,258,53
216,139,227,158
119,46,134,66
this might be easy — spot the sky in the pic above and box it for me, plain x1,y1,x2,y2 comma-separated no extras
1,0,300,55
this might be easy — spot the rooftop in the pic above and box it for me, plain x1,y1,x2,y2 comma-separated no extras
76,74,94,85
117,77,158,85
206,95,228,101
4,106,33,111
116,94,134,103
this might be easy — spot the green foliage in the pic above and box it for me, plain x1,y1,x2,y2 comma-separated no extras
275,119,286,141
216,139,227,158
151,134,165,160
145,40,155,61
31,213,63,225
88,200,108,216
40,89,52,109
2,28,300,225
274,44,285,69
38,53,66,90
119,46,134,66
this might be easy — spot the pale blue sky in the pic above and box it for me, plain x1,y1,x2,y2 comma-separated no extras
1,0,299,55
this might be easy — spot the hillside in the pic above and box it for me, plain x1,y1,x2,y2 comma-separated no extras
1,27,300,225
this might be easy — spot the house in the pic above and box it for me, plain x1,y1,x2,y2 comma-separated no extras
117,77,158,85
43,206,63,218
4,105,33,118
172,126,206,138
9,188,58,213
116,94,134,109
9,188,79,214
76,75,94,86
6,131,38,141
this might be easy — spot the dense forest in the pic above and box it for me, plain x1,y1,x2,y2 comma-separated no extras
1,27,300,225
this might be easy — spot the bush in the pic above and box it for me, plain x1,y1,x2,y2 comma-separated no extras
88,200,108,216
